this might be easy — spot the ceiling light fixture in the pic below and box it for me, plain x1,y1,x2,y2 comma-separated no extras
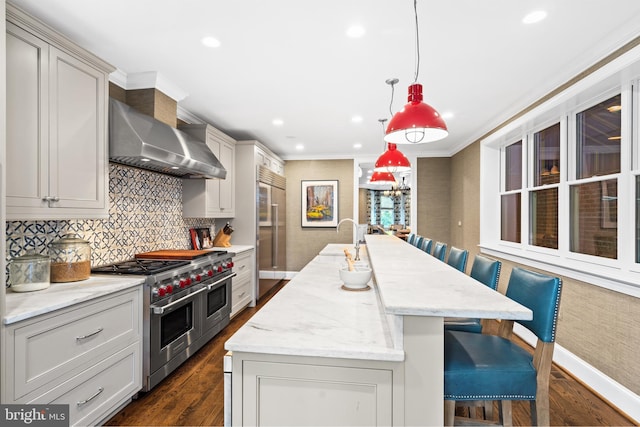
522,10,547,24
346,25,365,38
201,36,221,48
272,118,284,126
375,99,411,173
385,0,448,144
369,171,397,185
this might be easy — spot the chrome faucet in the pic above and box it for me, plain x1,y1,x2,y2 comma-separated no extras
337,218,364,261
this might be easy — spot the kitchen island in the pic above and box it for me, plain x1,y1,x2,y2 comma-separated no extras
225,234,532,426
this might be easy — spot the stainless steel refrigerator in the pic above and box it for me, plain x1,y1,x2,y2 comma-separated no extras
257,166,286,299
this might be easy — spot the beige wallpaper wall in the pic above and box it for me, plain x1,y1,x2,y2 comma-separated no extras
285,160,354,271
447,141,640,396
416,157,451,249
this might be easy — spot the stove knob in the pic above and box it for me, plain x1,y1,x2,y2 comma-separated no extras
227,261,234,268
177,278,186,288
207,269,214,277
157,286,167,297
166,284,174,294
217,265,223,273
195,273,202,282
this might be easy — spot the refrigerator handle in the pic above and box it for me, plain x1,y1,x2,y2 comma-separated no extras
272,203,279,269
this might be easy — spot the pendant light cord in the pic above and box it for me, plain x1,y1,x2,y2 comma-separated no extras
379,118,388,151
413,0,420,84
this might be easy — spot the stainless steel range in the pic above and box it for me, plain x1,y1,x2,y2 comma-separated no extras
92,251,235,391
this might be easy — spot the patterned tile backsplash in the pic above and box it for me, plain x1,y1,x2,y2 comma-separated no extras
6,164,216,282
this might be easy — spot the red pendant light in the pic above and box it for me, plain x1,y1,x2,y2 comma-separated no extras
385,0,448,144
374,143,411,173
385,83,448,144
369,171,396,185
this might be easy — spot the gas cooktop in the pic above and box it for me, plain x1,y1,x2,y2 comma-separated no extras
91,259,190,275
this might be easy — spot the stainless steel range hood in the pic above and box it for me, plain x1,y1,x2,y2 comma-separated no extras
109,98,226,179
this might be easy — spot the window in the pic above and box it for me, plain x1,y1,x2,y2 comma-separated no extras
380,196,394,228
501,140,523,243
530,123,560,249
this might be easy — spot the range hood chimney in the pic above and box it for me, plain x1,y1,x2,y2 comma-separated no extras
109,97,226,179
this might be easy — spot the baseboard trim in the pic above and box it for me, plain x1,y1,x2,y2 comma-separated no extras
513,324,640,424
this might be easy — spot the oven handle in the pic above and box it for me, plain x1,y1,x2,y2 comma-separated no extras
207,272,236,290
151,286,207,315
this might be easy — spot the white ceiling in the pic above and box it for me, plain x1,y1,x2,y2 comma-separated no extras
9,0,640,166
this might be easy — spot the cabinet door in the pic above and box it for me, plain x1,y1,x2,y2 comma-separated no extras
49,46,107,210
5,23,50,210
218,140,235,214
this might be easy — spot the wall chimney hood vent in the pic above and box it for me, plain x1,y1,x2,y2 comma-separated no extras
109,98,226,179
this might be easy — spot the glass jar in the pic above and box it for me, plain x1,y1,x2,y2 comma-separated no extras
49,234,91,282
9,252,51,292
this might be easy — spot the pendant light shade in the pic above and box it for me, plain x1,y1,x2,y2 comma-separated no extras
385,83,448,144
374,143,411,173
369,171,396,185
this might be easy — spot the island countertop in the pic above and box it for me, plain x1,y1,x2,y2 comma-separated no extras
365,234,533,319
225,235,531,362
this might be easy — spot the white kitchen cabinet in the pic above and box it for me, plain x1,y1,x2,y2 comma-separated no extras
255,145,285,175
231,353,399,426
3,286,143,427
5,4,114,220
181,124,236,218
231,249,255,317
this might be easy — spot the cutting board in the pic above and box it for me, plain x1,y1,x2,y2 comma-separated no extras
135,249,211,260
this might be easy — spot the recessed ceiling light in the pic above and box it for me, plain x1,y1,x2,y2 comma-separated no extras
141,158,151,162
440,111,454,120
351,115,363,123
272,118,284,126
346,25,365,38
522,10,547,24
201,36,221,48
353,143,362,149
295,144,304,151
171,166,179,170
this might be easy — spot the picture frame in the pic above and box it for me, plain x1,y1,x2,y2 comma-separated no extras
190,227,214,249
301,180,338,227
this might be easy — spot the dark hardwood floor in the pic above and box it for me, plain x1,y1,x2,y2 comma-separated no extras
105,280,634,426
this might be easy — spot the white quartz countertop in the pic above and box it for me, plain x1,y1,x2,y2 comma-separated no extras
365,235,532,319
318,243,367,258
4,275,144,325
225,253,404,362
225,236,531,362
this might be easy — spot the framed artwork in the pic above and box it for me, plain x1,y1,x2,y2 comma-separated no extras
190,227,214,249
301,180,338,227
601,180,617,229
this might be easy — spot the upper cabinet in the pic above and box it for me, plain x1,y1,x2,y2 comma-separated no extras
5,4,115,220
180,124,236,218
255,145,285,175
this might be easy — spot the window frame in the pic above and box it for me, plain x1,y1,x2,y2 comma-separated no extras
480,61,640,298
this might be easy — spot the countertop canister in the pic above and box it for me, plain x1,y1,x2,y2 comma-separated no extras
49,234,92,282
9,251,51,292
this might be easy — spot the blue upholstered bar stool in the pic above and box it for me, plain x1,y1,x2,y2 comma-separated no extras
413,235,424,249
444,267,563,426
446,246,468,273
420,238,433,254
432,241,447,261
444,255,501,333
406,233,416,245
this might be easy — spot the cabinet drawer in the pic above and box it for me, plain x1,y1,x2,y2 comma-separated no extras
10,289,140,400
233,253,252,276
34,343,141,427
231,278,252,316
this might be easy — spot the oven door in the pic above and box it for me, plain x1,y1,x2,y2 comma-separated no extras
201,272,235,340
149,285,205,373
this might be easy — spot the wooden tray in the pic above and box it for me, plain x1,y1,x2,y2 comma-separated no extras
135,249,211,260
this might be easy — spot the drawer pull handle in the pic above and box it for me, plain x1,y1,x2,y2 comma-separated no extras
76,327,103,341
77,387,104,406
